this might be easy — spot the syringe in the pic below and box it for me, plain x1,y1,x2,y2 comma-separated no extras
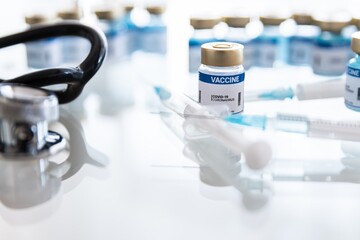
245,77,344,102
154,86,272,169
225,113,360,142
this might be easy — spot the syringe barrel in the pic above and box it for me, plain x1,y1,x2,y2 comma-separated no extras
295,78,344,100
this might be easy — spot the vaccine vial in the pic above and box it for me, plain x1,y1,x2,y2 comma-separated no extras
25,15,62,69
189,17,221,73
312,15,352,76
123,4,139,56
140,5,167,54
94,8,127,62
223,16,255,70
199,42,244,114
345,32,360,111
256,15,288,67
57,9,91,65
288,13,319,65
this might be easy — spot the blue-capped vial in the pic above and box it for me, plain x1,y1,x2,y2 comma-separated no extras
199,42,244,114
288,13,320,65
223,16,255,70
57,9,91,64
139,5,167,54
189,17,221,73
312,15,352,76
256,15,288,67
25,14,62,69
345,32,360,111
95,8,127,61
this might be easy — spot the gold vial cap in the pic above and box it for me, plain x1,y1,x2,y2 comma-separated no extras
25,14,49,25
259,15,288,26
58,9,82,20
312,14,352,33
223,16,250,28
123,4,134,13
190,17,221,29
292,13,313,25
146,5,166,15
351,32,360,54
94,9,121,20
201,42,244,67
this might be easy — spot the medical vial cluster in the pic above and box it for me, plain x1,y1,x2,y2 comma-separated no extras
189,12,359,76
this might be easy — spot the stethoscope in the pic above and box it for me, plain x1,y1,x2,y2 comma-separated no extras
0,22,107,158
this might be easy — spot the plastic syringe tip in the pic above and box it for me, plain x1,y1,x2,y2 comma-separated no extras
154,86,171,101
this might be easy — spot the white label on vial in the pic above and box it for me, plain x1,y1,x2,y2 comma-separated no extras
26,39,61,69
289,38,313,65
199,71,245,114
312,46,349,75
256,42,277,67
345,66,360,109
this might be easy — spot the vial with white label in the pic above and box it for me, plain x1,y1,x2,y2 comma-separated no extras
95,8,127,62
140,5,167,54
199,42,244,114
345,32,360,111
256,15,288,67
312,15,352,76
189,17,221,73
25,15,62,69
223,16,255,70
288,13,320,65
57,9,91,65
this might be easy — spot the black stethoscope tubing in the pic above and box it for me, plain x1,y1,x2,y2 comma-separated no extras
0,21,107,104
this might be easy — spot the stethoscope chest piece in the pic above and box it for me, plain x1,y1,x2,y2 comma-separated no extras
0,84,65,158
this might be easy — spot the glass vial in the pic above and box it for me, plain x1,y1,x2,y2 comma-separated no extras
25,14,62,69
94,8,127,62
312,15,352,76
140,5,167,54
198,42,244,114
288,13,319,66
189,17,221,73
223,16,255,70
345,32,360,111
256,15,288,67
57,9,91,65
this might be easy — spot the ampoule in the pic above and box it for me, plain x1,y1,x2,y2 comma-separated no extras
24,14,62,69
288,13,320,66
57,9,91,65
345,31,360,111
189,17,221,73
223,16,255,70
256,15,289,67
199,42,244,114
312,14,352,76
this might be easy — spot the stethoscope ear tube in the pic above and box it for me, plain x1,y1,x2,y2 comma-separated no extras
0,22,107,104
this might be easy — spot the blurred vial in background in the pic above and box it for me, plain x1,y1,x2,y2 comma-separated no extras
223,15,256,70
94,8,128,61
93,7,135,115
122,4,140,56
312,13,352,76
139,5,167,54
57,8,91,65
188,17,221,73
288,13,320,66
256,14,289,67
24,14,62,69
